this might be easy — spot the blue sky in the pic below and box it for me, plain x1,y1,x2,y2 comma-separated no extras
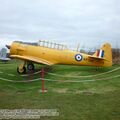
0,0,120,49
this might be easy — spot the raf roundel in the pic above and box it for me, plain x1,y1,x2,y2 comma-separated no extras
75,54,83,62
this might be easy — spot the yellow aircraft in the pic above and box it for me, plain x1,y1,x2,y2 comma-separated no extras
7,41,112,74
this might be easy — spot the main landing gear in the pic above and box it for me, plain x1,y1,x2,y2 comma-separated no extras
17,61,35,74
27,63,35,71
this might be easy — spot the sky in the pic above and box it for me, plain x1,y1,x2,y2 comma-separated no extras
0,0,120,50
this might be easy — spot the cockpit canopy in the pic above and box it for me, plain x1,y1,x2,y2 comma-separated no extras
14,40,68,50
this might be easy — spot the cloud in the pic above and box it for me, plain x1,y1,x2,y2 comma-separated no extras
0,0,120,49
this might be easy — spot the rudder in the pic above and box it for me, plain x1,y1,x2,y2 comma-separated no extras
101,43,112,66
93,43,113,66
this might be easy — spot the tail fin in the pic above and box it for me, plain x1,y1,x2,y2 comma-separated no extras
0,48,7,58
93,43,113,66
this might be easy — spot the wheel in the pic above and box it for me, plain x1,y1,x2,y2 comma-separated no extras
27,63,35,71
17,66,26,74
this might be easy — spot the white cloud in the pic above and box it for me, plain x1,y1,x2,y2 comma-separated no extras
0,0,120,49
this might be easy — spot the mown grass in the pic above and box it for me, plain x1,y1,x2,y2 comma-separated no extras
0,61,120,120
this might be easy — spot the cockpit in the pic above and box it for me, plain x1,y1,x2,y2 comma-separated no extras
38,40,67,50
14,40,68,50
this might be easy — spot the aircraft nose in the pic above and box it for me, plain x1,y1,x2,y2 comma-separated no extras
6,45,11,49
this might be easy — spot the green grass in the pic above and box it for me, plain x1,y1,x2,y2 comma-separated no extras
0,61,120,120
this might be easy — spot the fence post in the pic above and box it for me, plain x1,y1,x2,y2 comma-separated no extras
41,67,45,94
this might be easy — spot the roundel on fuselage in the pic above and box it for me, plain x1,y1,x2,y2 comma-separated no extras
75,54,83,62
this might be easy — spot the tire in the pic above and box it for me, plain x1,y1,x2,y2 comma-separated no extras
27,63,35,71
17,66,26,74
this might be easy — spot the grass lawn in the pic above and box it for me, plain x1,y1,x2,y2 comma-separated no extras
0,61,120,120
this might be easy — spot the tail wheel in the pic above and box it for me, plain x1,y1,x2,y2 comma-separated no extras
27,63,35,71
17,66,26,74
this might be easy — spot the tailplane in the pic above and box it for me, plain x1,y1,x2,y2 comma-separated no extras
93,43,113,66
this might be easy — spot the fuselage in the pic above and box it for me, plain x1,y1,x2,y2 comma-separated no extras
10,42,110,67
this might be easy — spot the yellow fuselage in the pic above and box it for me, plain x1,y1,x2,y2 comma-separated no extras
10,42,111,67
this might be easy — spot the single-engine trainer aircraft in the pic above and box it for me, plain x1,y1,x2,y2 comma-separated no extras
7,41,112,74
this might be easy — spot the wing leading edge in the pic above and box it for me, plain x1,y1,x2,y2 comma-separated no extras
10,55,55,66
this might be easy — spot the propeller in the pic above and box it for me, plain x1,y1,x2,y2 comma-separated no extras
6,45,11,49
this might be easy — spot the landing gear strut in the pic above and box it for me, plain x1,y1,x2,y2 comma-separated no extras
17,61,26,74
17,61,35,74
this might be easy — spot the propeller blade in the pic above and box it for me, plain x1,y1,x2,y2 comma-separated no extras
6,45,11,49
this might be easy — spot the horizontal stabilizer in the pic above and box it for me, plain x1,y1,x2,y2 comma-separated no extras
88,56,108,61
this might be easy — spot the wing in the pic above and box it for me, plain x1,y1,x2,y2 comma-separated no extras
10,55,55,66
